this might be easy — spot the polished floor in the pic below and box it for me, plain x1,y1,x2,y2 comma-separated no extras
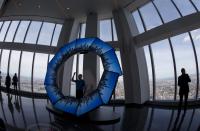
0,92,200,131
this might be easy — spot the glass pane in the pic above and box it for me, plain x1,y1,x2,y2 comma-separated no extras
192,0,200,10
80,23,86,38
100,19,112,41
190,29,200,98
20,51,33,92
9,50,20,76
173,0,196,16
1,50,10,86
112,19,118,41
139,2,162,30
0,21,11,41
79,54,84,75
154,0,180,23
115,51,124,99
51,24,62,46
171,33,196,100
33,53,48,93
49,54,54,62
38,22,55,46
9,51,20,90
144,46,153,100
152,39,175,100
132,10,145,34
0,22,3,30
25,21,42,44
14,21,30,43
71,55,77,97
5,21,20,42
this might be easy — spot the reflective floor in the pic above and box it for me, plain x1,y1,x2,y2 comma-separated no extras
0,92,200,131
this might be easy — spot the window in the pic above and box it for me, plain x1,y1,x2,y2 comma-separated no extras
132,10,145,34
115,51,124,99
38,23,55,46
171,33,196,99
173,0,196,16
14,21,30,43
51,24,62,46
80,23,86,38
192,0,200,11
1,49,9,86
100,19,112,41
33,53,48,93
144,46,153,100
0,21,11,41
112,19,118,41
153,0,180,23
25,21,42,44
152,39,175,100
9,50,20,76
139,2,162,30
190,29,200,98
20,51,33,92
5,21,20,42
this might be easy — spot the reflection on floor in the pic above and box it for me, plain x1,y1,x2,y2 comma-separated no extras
0,92,200,131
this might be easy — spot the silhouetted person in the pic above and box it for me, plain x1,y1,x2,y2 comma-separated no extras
5,73,11,95
71,72,85,99
12,73,18,103
178,68,191,111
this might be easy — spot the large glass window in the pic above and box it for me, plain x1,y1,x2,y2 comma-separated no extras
100,19,112,41
1,50,10,86
14,21,30,43
51,24,62,46
151,39,175,100
190,29,200,98
115,51,124,99
70,54,84,97
112,19,118,41
9,50,20,77
132,10,145,34
171,33,196,99
173,0,196,16
139,2,162,30
25,21,42,44
0,21,11,41
38,23,55,46
192,0,200,11
20,51,33,92
80,23,86,38
33,53,48,93
5,21,20,42
153,0,180,23
144,46,153,100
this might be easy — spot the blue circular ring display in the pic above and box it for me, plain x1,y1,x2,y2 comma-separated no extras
44,38,122,116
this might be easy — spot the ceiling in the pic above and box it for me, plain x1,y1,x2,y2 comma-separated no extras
2,0,134,21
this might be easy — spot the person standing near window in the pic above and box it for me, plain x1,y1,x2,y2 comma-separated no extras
178,68,191,111
71,72,86,99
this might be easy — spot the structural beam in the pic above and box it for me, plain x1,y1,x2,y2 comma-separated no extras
113,8,149,104
0,42,57,54
134,12,200,47
126,0,150,12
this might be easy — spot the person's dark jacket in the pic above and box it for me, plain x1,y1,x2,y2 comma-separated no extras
178,74,191,94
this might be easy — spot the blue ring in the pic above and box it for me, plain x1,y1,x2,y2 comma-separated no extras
44,38,122,116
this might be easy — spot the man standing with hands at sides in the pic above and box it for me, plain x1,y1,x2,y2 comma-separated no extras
71,72,85,99
178,68,191,111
